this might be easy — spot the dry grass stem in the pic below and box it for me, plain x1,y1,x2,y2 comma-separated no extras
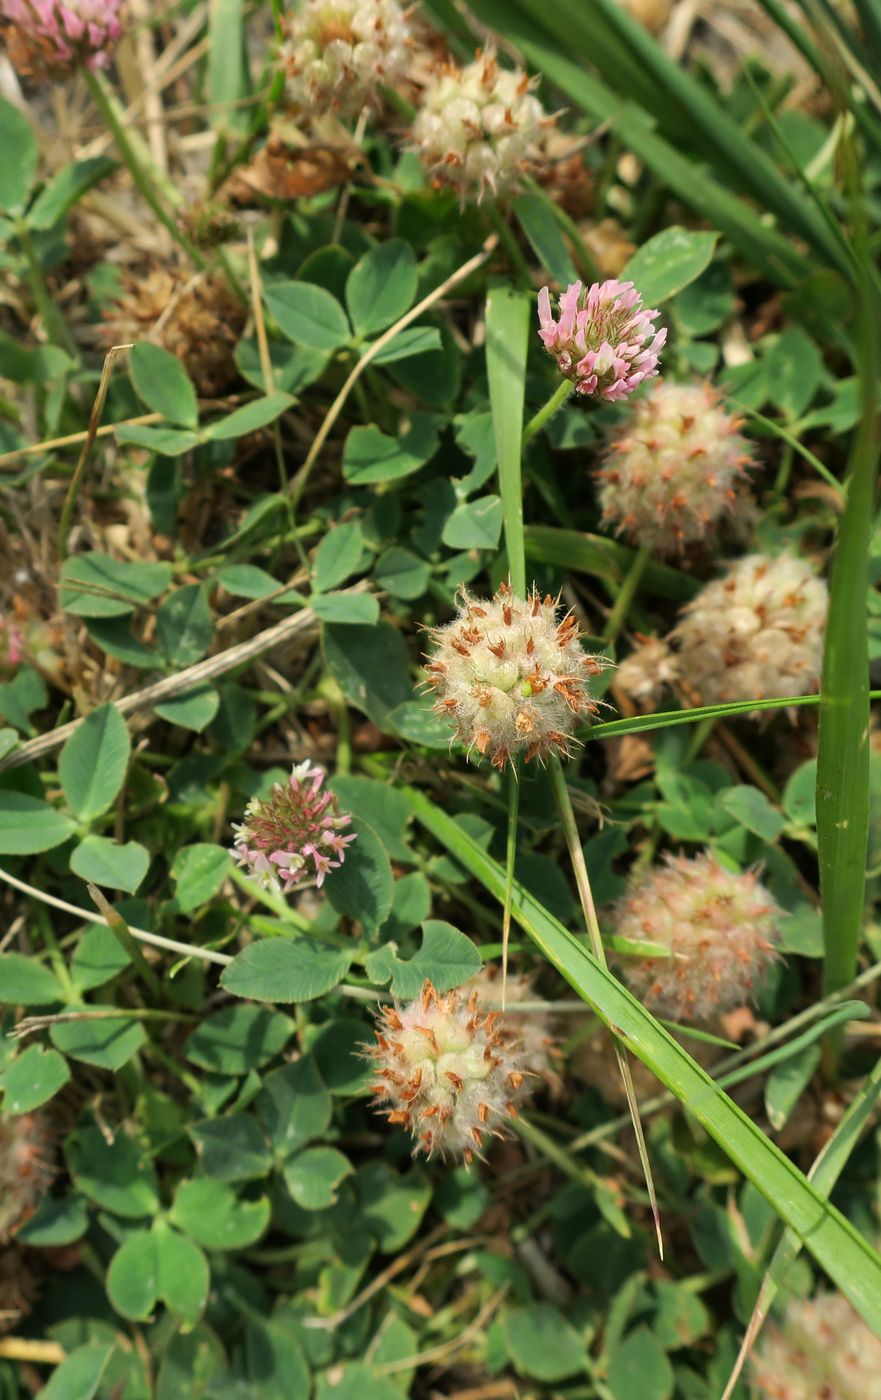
0,598,330,772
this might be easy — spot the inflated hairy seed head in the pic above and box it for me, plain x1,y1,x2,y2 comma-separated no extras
423,581,606,771
366,979,533,1162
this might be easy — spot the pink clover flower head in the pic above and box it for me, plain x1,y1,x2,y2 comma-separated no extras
537,278,666,402
231,760,356,893
2,0,124,73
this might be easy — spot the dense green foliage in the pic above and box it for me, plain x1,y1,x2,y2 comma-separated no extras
1,1,880,1396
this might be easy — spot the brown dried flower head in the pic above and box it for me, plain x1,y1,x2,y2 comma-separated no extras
614,635,679,709
751,1291,881,1400
0,1246,40,1336
413,48,550,202
424,581,606,771
102,266,246,396
597,380,755,554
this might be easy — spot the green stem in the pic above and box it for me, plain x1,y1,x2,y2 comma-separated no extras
58,342,128,559
484,201,533,283
603,544,651,645
547,752,664,1257
35,905,76,1002
17,223,76,357
501,768,520,1003
380,84,417,122
818,129,878,1079
733,400,842,494
513,1115,607,1194
322,676,351,775
547,756,604,962
522,378,572,446
83,69,205,269
215,246,249,307
818,354,877,1071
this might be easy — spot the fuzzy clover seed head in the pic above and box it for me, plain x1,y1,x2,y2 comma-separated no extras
424,581,606,771
598,381,754,553
367,980,531,1161
0,1113,55,1242
613,851,782,1023
231,761,356,893
537,279,665,402
468,964,560,1099
615,636,679,709
2,0,123,74
751,1292,881,1400
413,49,549,202
279,0,411,119
671,552,828,706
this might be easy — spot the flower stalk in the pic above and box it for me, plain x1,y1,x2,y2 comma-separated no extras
522,378,572,446
547,752,663,1257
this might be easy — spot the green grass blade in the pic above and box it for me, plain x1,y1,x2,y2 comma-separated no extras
524,525,695,602
512,193,578,287
585,693,881,740
754,0,881,154
547,754,664,1257
208,0,251,137
581,0,849,270
853,0,881,66
486,286,530,595
721,1051,881,1399
472,0,844,274
406,787,881,1336
817,284,878,1029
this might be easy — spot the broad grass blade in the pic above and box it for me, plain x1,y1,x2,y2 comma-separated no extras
817,288,878,1042
721,1052,881,1399
485,286,530,596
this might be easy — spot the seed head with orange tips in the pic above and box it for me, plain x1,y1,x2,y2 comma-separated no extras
423,581,606,772
612,851,782,1024
366,980,533,1162
467,963,561,1101
413,48,550,202
597,380,755,554
671,552,828,706
279,0,412,119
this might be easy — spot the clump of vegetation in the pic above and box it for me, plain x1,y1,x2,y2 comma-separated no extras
0,0,880,1394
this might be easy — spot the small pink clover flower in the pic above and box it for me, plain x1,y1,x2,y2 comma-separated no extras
537,278,665,402
231,761,356,893
2,0,123,72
